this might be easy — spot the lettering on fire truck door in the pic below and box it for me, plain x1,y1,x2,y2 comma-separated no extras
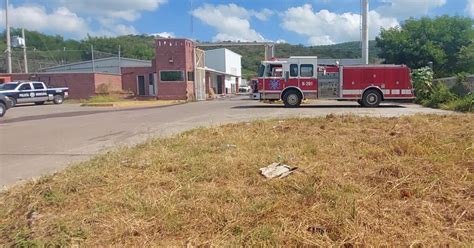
298,64,317,92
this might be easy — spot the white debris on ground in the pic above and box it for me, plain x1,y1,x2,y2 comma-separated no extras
259,162,297,179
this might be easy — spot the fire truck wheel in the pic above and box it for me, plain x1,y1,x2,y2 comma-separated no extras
362,89,382,107
283,90,302,108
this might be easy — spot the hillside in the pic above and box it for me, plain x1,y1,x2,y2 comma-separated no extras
0,29,378,78
201,41,379,79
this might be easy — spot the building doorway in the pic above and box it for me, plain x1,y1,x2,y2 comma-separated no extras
217,76,223,94
148,73,156,96
137,75,146,96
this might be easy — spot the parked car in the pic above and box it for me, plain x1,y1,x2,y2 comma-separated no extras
0,81,69,106
0,93,13,117
238,85,252,93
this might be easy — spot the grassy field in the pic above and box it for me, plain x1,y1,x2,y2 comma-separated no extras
0,115,473,246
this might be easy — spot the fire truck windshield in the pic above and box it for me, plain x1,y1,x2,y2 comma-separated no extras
258,64,265,77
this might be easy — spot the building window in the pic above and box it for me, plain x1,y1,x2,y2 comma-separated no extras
160,70,185,82
290,64,298,77
300,64,314,77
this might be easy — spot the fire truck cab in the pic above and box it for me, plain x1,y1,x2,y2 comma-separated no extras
256,56,414,107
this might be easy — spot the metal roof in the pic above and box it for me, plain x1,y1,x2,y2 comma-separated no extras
40,57,152,74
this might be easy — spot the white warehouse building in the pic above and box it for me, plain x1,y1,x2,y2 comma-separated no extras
205,48,242,94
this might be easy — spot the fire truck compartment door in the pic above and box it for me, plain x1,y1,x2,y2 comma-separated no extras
317,72,340,98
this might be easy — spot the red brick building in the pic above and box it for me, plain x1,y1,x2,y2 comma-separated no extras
122,38,241,101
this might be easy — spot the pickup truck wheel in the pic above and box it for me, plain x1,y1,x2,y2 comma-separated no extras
53,94,64,104
282,90,302,108
362,89,382,107
8,97,16,107
35,101,45,105
0,102,6,117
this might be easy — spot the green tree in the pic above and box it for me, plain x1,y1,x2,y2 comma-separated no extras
376,16,474,77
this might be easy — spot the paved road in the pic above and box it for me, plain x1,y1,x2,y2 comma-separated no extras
0,97,451,187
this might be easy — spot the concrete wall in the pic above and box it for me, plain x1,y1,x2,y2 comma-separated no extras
3,72,121,99
434,75,474,93
121,67,156,96
94,73,122,94
224,49,242,77
205,49,226,72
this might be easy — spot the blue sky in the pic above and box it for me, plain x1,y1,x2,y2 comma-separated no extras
1,0,473,45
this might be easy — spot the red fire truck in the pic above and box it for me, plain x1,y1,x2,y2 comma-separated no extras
256,56,414,107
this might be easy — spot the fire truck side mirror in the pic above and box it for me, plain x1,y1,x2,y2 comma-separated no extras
285,71,289,81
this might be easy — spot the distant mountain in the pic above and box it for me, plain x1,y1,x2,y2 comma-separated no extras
0,29,379,78
201,41,379,79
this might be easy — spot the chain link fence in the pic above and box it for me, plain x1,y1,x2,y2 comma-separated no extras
0,49,118,73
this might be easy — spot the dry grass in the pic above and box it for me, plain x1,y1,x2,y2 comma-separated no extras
0,115,473,246
80,100,184,108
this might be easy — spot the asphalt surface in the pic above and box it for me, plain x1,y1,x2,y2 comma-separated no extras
0,97,452,187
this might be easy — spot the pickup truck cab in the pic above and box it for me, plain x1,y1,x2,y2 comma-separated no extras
0,81,69,106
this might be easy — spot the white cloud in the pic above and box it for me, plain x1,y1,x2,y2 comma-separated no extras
251,8,274,21
0,5,89,38
151,32,175,38
54,0,167,21
0,0,166,39
377,0,446,18
281,4,399,45
467,0,474,17
191,3,269,42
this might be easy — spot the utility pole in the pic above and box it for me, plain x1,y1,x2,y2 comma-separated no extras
118,45,121,73
362,0,369,65
5,0,12,73
91,45,95,72
22,28,28,73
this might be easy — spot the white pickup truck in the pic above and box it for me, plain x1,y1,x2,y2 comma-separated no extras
0,81,69,106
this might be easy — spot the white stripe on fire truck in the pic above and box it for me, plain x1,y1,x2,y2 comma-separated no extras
342,90,363,95
343,89,412,95
401,89,412,95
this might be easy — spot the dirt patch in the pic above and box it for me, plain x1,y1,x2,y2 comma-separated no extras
0,115,472,246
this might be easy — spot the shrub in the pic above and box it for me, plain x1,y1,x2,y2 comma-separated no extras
420,83,457,108
96,83,112,95
411,67,434,102
441,94,474,112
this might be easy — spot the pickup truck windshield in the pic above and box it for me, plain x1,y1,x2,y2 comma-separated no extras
0,83,18,90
